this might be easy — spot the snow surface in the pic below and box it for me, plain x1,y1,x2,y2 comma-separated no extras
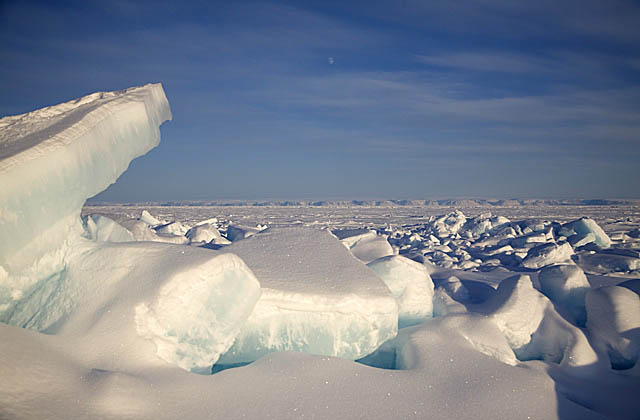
3,86,640,419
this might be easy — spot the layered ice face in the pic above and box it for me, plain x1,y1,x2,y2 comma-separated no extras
218,227,398,364
0,84,171,317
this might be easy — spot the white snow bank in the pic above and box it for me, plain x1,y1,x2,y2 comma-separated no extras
333,228,394,263
367,255,434,327
586,285,640,369
0,316,609,420
5,241,261,373
538,264,590,325
0,84,171,318
218,227,398,364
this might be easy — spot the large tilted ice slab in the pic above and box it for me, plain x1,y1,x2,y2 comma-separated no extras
218,227,398,364
6,241,260,373
0,84,171,316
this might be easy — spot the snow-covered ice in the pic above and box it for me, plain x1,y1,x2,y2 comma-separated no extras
2,85,640,419
333,228,395,263
367,255,434,327
563,217,612,248
82,214,135,243
538,264,590,325
586,285,640,369
521,242,575,269
217,227,398,364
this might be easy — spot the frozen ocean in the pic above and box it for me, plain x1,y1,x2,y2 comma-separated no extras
1,84,639,419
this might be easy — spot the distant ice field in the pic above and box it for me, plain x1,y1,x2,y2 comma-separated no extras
83,202,640,232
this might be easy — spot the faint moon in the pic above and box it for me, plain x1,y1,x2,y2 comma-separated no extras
328,57,335,65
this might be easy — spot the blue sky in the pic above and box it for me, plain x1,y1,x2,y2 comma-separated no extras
1,0,639,201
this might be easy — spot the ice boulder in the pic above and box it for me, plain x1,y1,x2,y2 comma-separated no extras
521,242,574,269
586,286,640,369
333,228,394,264
218,227,398,364
82,214,135,243
367,255,434,327
563,218,611,248
0,84,171,319
538,264,590,325
3,241,261,373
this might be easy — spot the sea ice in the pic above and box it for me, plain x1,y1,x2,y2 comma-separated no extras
563,218,612,248
82,214,135,243
154,220,189,236
0,84,171,320
538,264,590,325
225,224,264,241
521,242,574,269
333,228,394,263
217,227,398,364
186,222,229,245
475,274,597,367
140,209,163,226
577,252,640,274
4,241,261,373
367,255,434,327
586,285,640,369
432,280,469,317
